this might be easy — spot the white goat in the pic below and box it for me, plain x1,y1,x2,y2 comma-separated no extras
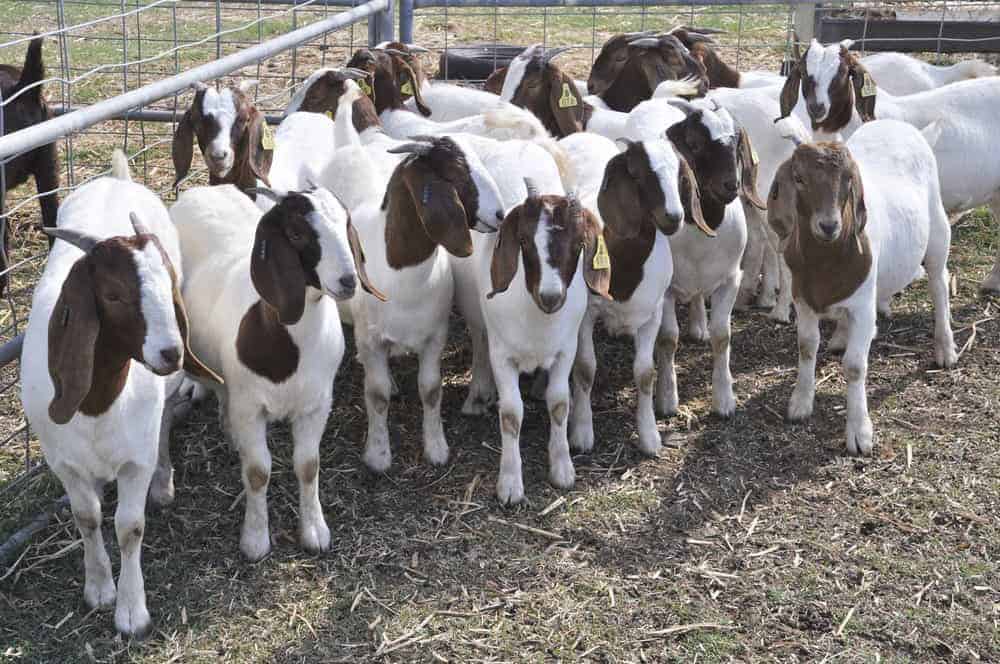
170,183,380,561
769,120,957,454
860,52,996,96
21,151,218,636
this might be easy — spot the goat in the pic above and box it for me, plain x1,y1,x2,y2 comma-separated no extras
482,184,610,503
586,32,709,111
769,121,957,455
283,66,381,133
665,27,784,90
623,98,754,417
171,81,273,199
859,52,996,96
333,135,504,474
1,36,58,295
559,132,711,455
776,39,876,141
169,183,381,561
20,151,219,636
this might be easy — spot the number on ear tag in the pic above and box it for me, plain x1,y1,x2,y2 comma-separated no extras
261,123,275,150
400,79,414,98
861,73,877,98
558,83,578,109
592,234,610,271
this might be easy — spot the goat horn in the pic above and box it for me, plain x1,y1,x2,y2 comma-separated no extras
671,25,726,35
386,141,433,156
517,43,545,60
542,46,572,62
43,227,101,253
614,137,636,151
383,48,409,58
404,43,430,53
129,212,151,237
523,178,539,199
628,37,660,48
666,98,699,116
247,187,284,202
622,29,657,39
343,67,371,79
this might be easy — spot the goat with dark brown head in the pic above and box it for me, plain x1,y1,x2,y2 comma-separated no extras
346,44,432,116
171,81,273,198
1,36,58,296
777,38,876,137
284,66,381,133
588,33,709,112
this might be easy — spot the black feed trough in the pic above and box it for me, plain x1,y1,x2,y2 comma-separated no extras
436,44,525,81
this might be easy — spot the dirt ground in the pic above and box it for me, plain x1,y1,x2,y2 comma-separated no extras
1,2,999,662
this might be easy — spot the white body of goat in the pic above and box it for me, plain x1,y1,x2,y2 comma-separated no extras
21,162,186,637
861,52,996,96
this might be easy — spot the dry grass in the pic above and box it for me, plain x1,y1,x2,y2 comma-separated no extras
2,1,1000,662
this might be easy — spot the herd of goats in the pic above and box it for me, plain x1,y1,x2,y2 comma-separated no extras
2,27,999,635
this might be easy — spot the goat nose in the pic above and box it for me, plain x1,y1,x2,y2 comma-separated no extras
160,347,181,367
807,101,826,117
819,222,838,238
538,291,563,313
210,149,228,160
339,274,357,291
724,180,738,195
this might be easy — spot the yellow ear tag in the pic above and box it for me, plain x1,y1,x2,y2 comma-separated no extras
325,110,334,119
261,122,275,150
558,83,578,109
400,78,414,98
359,79,373,97
592,234,610,271
861,72,877,98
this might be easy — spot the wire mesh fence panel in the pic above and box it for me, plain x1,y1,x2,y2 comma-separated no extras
0,0,386,508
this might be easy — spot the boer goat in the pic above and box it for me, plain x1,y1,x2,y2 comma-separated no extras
482,184,610,503
1,36,58,295
21,151,219,636
170,184,380,561
769,120,957,455
171,81,273,198
283,66,381,134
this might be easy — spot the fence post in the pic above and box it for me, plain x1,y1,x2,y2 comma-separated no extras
399,0,414,44
794,1,817,43
368,0,394,46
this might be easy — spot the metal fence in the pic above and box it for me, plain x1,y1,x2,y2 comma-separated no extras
0,0,390,532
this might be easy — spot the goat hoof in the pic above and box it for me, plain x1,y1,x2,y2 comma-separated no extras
654,395,679,419
935,342,958,370
496,472,525,505
300,518,331,554
786,392,814,422
362,441,392,474
423,436,450,466
712,392,737,419
548,459,576,490
569,427,594,453
845,417,874,456
635,430,662,457
115,603,152,639
240,527,272,562
84,579,116,610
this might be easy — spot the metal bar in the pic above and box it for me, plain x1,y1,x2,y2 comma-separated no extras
49,106,286,124
399,0,414,43
0,0,389,161
0,333,24,368
368,0,394,45
410,0,819,7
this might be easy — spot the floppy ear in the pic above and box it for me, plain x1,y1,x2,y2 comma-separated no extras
484,66,507,95
346,217,387,302
778,63,802,120
250,218,307,324
596,154,644,240
171,110,195,188
47,258,99,424
678,154,715,237
244,109,274,186
581,210,612,300
848,58,877,122
766,161,797,242
488,205,522,298
402,166,473,258
736,128,766,209
844,164,868,236
548,70,584,137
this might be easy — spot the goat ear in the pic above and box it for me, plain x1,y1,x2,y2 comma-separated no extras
47,258,99,424
581,210,612,300
845,164,867,236
848,58,877,122
777,63,801,120
484,66,507,95
403,168,473,258
737,128,766,209
169,275,223,384
678,155,715,237
548,71,583,137
766,161,797,243
596,154,644,240
401,61,431,116
250,218,306,324
347,217,387,302
245,109,274,186
16,37,45,104
488,205,522,298
171,110,195,189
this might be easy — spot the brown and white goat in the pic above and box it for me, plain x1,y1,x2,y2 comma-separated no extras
171,81,273,197
346,44,432,117
1,36,58,295
284,66,382,133
769,121,956,455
